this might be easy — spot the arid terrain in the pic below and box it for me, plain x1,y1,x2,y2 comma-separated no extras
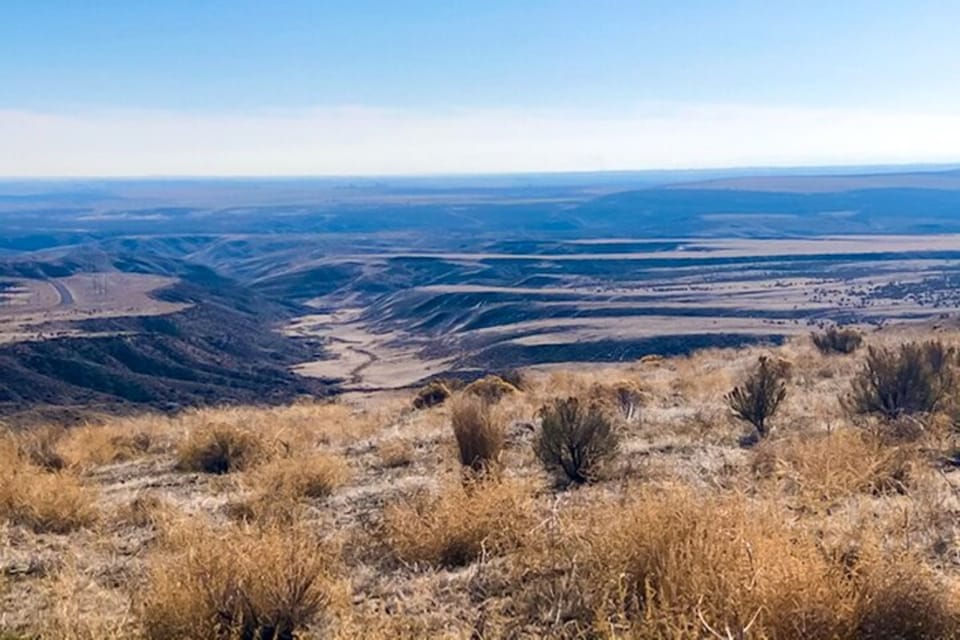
3,325,960,638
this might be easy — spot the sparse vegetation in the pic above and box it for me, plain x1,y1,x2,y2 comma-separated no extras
726,356,788,438
812,326,864,354
849,340,957,418
534,397,619,484
6,337,960,638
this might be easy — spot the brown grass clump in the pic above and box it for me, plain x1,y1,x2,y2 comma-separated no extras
450,395,506,473
14,425,67,470
535,397,619,485
382,477,535,568
463,375,519,403
849,340,958,419
59,424,154,468
175,422,267,474
726,356,788,438
751,429,921,506
514,487,958,639
252,453,350,500
0,444,98,533
139,523,343,640
412,380,451,409
812,326,864,354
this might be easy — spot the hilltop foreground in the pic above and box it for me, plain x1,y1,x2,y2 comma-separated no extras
3,327,960,638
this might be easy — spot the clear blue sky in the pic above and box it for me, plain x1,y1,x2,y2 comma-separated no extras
2,1,960,175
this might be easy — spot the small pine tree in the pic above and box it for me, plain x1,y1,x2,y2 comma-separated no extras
726,356,787,438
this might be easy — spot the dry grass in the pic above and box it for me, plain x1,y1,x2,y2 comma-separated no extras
0,437,98,533
6,333,960,638
751,428,922,506
512,486,958,639
450,394,506,473
251,452,350,500
139,522,344,640
377,438,415,468
382,477,536,567
174,422,268,474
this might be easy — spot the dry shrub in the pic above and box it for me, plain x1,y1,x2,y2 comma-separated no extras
751,429,920,505
175,423,267,474
377,438,415,468
849,341,958,419
535,397,619,485
382,477,535,567
463,375,519,403
412,380,451,409
812,326,864,355
139,523,343,640
514,487,958,639
726,356,787,438
450,395,506,473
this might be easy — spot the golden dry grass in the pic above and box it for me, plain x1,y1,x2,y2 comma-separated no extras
450,394,506,473
382,477,536,567
0,435,98,534
5,332,960,638
139,522,345,640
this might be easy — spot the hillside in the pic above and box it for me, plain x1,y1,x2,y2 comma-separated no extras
3,327,960,638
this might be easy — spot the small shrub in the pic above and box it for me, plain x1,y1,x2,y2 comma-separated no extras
450,395,506,473
382,478,533,567
812,326,864,355
175,423,266,474
849,341,957,419
139,523,341,640
726,356,787,438
534,397,619,485
463,375,519,403
412,380,451,410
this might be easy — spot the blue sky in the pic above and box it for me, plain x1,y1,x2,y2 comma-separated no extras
3,1,960,175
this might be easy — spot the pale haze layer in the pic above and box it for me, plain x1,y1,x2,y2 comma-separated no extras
3,1,959,176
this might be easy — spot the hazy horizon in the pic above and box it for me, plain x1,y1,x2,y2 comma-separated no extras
4,1,960,176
